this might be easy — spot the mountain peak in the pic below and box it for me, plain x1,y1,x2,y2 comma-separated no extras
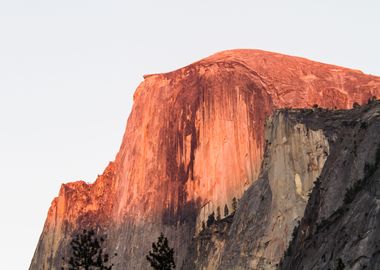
31,50,380,270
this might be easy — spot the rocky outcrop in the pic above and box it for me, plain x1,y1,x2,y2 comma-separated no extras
280,101,380,270
30,49,380,270
183,108,330,269
219,110,330,269
184,102,380,270
30,162,118,269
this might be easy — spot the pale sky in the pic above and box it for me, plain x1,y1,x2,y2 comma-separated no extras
0,1,379,269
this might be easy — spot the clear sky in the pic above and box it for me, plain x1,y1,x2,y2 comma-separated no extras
0,1,379,269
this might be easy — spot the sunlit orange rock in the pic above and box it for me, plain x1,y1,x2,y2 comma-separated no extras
30,49,380,270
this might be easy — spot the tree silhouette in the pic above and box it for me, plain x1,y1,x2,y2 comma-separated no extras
207,212,215,227
224,204,229,217
146,233,176,270
232,197,238,212
61,229,116,270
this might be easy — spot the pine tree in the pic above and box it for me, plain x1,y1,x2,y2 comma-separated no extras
224,204,229,217
216,206,221,221
232,197,238,212
146,233,176,270
61,229,116,270
207,212,215,227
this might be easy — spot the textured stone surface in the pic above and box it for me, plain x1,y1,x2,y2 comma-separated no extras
183,109,329,270
221,111,329,269
184,102,380,270
30,49,380,270
281,102,380,270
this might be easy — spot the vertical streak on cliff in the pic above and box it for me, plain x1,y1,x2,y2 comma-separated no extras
30,49,380,270
183,110,330,270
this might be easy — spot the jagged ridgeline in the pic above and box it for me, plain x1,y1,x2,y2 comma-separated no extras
30,50,380,270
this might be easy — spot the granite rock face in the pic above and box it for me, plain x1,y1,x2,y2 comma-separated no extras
30,49,380,270
184,102,380,269
280,102,380,270
183,109,330,270
219,111,330,269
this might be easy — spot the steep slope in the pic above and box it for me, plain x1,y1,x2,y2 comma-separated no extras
183,109,330,269
183,101,380,270
30,49,380,270
219,110,330,269
280,102,380,269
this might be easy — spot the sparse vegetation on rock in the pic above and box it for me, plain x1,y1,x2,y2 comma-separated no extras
207,212,216,227
224,204,229,217
367,95,377,104
344,144,380,204
232,197,238,212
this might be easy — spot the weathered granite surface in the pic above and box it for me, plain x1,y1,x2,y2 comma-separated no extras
184,102,380,270
281,102,380,270
30,50,380,270
183,108,329,269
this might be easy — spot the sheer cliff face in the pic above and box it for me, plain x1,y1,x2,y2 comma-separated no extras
30,49,380,270
114,61,273,225
183,111,330,270
183,103,380,270
280,102,380,270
